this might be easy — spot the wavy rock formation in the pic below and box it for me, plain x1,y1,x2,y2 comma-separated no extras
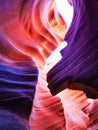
29,69,65,130
0,56,38,120
0,0,67,128
0,0,66,68
1,0,97,130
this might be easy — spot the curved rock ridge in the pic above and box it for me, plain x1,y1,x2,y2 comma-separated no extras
0,57,38,120
29,68,66,130
0,0,67,128
47,0,98,95
0,0,67,68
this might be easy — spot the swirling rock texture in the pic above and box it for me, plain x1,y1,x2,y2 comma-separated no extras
0,0,67,129
0,56,38,120
0,30,37,130
46,0,98,129
29,68,66,130
0,0,98,130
